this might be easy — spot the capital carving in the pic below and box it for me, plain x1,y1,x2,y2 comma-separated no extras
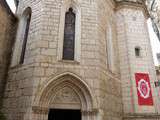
32,106,49,114
81,109,99,116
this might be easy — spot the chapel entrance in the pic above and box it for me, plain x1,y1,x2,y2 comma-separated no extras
48,109,81,120
33,73,97,120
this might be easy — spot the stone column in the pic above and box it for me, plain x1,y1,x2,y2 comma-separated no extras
32,106,49,120
81,110,98,120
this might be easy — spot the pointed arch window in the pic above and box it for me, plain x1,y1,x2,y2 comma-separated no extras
19,8,31,64
58,4,81,62
62,8,75,60
11,7,32,66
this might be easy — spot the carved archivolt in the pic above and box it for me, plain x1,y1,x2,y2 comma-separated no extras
33,72,97,112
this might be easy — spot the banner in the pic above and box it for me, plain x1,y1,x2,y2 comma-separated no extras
135,73,153,106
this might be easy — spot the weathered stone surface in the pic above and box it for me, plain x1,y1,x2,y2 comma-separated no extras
0,0,160,120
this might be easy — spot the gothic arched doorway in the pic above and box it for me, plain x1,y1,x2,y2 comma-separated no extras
32,72,98,120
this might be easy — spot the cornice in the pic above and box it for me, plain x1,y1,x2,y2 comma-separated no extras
115,0,149,18
114,0,145,3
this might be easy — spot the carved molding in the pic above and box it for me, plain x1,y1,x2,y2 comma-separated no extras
52,87,80,104
32,106,49,114
32,72,98,120
115,0,144,4
81,109,99,116
123,113,160,119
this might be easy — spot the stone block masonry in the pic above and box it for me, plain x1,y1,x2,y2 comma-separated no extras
1,0,160,120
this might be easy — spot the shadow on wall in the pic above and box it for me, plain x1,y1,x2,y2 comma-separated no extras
0,111,6,120
0,0,18,110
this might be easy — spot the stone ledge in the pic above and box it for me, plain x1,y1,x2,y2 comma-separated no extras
58,60,80,65
116,0,144,7
32,106,99,115
123,113,160,119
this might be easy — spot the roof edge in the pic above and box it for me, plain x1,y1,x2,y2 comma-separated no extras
0,0,16,18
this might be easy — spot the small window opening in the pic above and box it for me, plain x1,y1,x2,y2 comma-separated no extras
135,47,140,57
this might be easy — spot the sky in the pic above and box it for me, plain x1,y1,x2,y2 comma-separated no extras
6,0,16,12
6,0,160,66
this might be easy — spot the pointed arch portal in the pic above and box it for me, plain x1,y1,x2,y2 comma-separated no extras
32,72,98,120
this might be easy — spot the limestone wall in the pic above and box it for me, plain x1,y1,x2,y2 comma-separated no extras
2,0,42,120
97,0,122,119
2,0,123,120
2,0,159,120
116,2,160,119
0,0,17,105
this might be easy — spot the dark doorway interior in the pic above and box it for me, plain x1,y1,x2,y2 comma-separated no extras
48,109,81,120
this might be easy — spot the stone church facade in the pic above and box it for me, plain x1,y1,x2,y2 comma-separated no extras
1,0,160,120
